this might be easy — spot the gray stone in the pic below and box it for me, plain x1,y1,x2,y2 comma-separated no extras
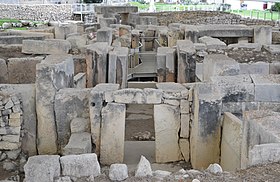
249,143,280,166
179,139,190,162
154,170,172,179
55,176,72,182
228,43,262,51
263,44,280,54
109,164,128,181
112,88,146,104
2,22,12,29
63,132,92,155
207,163,223,174
60,153,101,178
66,34,87,52
3,161,17,172
135,155,153,177
4,99,13,109
198,36,227,50
239,62,269,75
156,82,187,99
0,58,8,83
254,26,272,45
70,118,90,133
96,28,113,45
6,149,21,160
24,155,61,182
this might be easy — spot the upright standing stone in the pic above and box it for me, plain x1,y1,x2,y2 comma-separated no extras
154,104,182,162
36,55,74,154
100,103,126,165
254,26,272,45
177,40,196,83
86,43,110,87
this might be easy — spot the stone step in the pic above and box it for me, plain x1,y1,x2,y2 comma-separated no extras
62,132,92,156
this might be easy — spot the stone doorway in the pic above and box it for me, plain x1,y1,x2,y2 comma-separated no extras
124,104,156,164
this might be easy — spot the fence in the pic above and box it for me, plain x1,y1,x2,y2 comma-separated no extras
230,9,280,21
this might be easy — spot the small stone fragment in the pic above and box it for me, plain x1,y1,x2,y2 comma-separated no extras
135,155,153,177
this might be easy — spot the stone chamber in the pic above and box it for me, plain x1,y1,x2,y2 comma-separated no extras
0,5,280,182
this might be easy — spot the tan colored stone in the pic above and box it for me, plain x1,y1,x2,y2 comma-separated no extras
179,139,190,162
180,114,190,139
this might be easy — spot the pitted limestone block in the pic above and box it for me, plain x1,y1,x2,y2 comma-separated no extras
220,112,242,172
22,39,71,54
179,139,190,162
154,104,182,163
180,114,190,139
109,164,128,181
203,54,240,81
156,82,187,99
0,58,8,83
198,36,227,50
24,155,60,182
143,88,162,104
251,74,280,102
96,27,113,45
253,26,272,45
70,118,90,133
60,153,101,178
55,88,91,152
36,55,74,154
63,132,92,155
263,44,280,54
100,103,125,165
112,88,146,104
210,75,255,102
249,143,280,167
228,43,262,51
239,62,269,75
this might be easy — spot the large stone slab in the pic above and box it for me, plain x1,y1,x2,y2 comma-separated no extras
251,74,280,102
60,153,101,178
36,55,74,154
156,82,188,99
220,112,242,172
63,132,92,155
203,54,240,81
239,62,269,75
176,40,196,83
198,36,227,50
24,155,60,182
253,26,272,45
100,103,126,165
154,104,181,162
55,88,91,152
157,47,176,82
22,39,71,54
263,44,280,54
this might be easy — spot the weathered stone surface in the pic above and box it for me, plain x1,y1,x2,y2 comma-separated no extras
100,103,125,165
270,61,280,74
179,139,190,162
22,39,71,54
66,34,87,52
0,58,8,83
156,82,187,99
251,74,280,102
55,88,91,152
54,23,77,39
135,155,153,177
60,153,101,178
239,62,269,75
63,132,92,155
143,88,162,104
112,88,146,104
221,112,242,172
198,36,227,50
203,54,239,81
109,164,128,181
24,155,60,182
249,143,280,167
74,73,86,89
180,114,190,138
154,104,181,162
36,55,74,154
96,27,113,45
228,43,262,51
253,26,272,45
207,163,223,174
263,44,280,54
70,118,90,133
154,170,172,179
0,142,20,150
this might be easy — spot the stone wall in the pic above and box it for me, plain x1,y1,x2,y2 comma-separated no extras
139,11,277,26
0,4,72,21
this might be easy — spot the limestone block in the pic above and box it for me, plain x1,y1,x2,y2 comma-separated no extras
253,26,272,45
24,155,60,182
143,88,162,104
70,118,90,133
135,155,153,177
179,139,190,162
249,143,280,167
190,88,222,169
66,34,87,52
9,118,21,127
0,141,20,150
154,104,181,162
156,82,187,99
180,114,190,139
0,58,8,83
269,61,280,74
55,23,77,39
55,88,91,152
60,153,101,178
220,112,242,172
63,132,92,155
99,18,116,28
203,54,240,81
263,44,280,54
96,27,113,45
194,43,206,51
22,40,71,54
100,103,125,165
207,163,223,174
2,135,20,143
228,43,262,51
86,43,109,87
198,36,227,50
251,74,280,102
272,31,280,44
239,62,269,75
36,55,74,154
7,57,43,84
74,73,86,89
176,40,196,83
157,47,176,82
180,100,190,114
109,164,128,181
168,27,184,48
112,88,146,104
163,99,180,106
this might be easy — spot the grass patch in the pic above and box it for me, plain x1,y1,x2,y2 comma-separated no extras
0,19,20,26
